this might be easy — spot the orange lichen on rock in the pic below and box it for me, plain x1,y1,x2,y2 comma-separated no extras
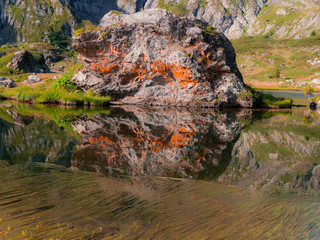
171,65,197,86
101,64,118,73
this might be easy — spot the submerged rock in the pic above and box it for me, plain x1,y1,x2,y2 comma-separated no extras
73,9,253,108
0,77,15,88
7,50,50,73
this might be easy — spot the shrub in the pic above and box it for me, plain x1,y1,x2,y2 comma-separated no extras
206,25,216,35
111,10,121,15
73,26,97,37
16,87,39,101
52,75,75,90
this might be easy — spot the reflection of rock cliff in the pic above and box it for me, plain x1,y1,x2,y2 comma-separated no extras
0,108,76,166
71,107,252,179
73,9,253,108
218,110,320,191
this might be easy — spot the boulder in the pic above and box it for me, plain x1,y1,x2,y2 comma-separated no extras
23,74,41,84
72,9,254,108
7,50,50,73
0,77,15,88
311,79,320,85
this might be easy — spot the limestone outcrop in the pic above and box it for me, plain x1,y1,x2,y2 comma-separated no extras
73,9,253,108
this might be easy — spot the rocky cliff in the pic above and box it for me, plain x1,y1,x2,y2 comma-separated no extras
218,109,320,192
1,0,319,45
73,9,253,107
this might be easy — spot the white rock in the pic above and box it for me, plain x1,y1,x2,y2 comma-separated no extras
0,77,15,88
311,79,320,85
286,79,294,84
23,73,41,84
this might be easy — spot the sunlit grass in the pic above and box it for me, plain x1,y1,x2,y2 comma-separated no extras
0,64,110,106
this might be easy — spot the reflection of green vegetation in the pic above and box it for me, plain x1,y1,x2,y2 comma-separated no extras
257,92,293,108
243,108,320,163
0,101,110,136
253,110,291,121
245,86,293,108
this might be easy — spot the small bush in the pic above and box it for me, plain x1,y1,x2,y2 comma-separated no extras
206,25,216,35
111,10,121,15
52,75,75,90
74,26,97,37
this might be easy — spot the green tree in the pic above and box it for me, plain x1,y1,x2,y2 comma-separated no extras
48,31,71,50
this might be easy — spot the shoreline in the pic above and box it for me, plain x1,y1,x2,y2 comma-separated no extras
0,97,295,109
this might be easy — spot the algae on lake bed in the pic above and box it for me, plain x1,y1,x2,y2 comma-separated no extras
1,163,320,239
0,102,320,239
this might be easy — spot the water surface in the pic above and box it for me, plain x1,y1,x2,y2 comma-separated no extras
1,101,320,239
259,89,315,105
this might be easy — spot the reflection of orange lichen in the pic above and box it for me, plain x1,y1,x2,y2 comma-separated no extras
169,127,195,148
87,135,119,164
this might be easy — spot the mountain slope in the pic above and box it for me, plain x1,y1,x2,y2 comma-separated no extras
0,0,319,44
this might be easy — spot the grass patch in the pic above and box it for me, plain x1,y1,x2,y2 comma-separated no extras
0,63,110,106
73,25,98,37
158,0,189,17
232,37,320,88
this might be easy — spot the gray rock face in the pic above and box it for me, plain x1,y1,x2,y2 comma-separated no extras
7,50,50,73
73,9,253,108
0,77,15,88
